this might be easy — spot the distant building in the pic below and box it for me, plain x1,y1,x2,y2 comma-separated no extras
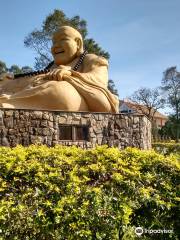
119,99,168,128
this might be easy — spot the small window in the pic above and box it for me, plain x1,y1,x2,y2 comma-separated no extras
59,125,72,140
75,126,89,140
59,125,89,141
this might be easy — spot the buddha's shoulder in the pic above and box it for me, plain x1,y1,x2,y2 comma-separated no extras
84,53,108,67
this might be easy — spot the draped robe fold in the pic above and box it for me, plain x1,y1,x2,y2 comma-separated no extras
0,54,119,113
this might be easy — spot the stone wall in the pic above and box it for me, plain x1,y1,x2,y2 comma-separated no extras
0,109,151,149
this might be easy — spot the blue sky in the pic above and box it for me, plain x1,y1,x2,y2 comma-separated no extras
0,0,179,112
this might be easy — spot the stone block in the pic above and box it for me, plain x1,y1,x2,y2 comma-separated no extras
80,118,87,125
5,110,14,117
8,129,16,135
19,128,26,133
40,120,48,127
97,137,103,145
4,117,14,128
0,110,3,119
30,135,43,144
72,120,80,125
59,116,67,124
2,137,9,146
94,127,102,134
31,120,40,127
133,117,139,124
83,114,91,118
42,128,50,136
49,115,54,121
48,121,54,128
31,111,42,119
42,113,49,120
14,111,19,118
66,115,73,124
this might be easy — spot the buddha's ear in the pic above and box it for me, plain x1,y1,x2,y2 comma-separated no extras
75,38,83,56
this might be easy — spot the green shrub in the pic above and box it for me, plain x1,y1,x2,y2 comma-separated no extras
152,142,180,155
0,145,179,239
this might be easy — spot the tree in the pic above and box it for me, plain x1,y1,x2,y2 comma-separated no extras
0,60,7,74
129,87,165,121
21,66,33,73
162,67,180,121
24,9,109,70
0,61,33,77
108,79,119,96
161,67,180,142
8,65,22,75
159,115,180,141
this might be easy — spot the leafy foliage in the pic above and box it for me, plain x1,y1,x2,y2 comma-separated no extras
162,67,180,121
158,115,180,142
108,79,119,96
0,61,7,74
24,9,110,70
162,67,180,141
152,142,180,155
8,65,23,75
0,145,179,239
0,60,33,76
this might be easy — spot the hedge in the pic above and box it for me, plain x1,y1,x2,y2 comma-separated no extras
0,145,179,240
152,142,180,155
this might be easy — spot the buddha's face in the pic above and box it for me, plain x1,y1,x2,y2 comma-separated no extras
51,29,79,65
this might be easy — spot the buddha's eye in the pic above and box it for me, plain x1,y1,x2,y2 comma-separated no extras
61,38,69,41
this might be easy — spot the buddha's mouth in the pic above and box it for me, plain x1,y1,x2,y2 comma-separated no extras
55,51,65,55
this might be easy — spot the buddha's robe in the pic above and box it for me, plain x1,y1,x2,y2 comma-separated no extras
0,54,119,113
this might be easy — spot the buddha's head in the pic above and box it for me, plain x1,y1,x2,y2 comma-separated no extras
51,26,84,65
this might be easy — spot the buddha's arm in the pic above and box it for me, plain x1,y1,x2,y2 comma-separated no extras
43,54,108,88
69,54,109,88
71,65,108,88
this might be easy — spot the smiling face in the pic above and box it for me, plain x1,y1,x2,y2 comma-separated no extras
51,26,83,65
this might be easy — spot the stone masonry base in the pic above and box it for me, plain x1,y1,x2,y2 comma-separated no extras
0,109,151,149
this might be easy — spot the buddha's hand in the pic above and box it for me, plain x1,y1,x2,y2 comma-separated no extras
46,68,72,81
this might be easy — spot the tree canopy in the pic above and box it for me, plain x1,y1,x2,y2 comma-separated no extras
162,66,180,120
0,60,7,74
108,79,119,96
160,67,180,141
0,61,33,76
129,87,165,121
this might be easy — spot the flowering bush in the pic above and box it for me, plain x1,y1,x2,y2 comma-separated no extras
0,145,179,239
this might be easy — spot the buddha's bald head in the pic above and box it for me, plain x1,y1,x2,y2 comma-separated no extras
55,26,82,41
51,26,84,65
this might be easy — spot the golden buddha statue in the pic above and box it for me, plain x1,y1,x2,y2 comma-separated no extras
0,26,119,113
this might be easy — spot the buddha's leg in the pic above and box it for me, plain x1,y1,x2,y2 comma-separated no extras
0,81,89,111
69,84,112,112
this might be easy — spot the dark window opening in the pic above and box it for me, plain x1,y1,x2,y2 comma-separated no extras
59,126,72,140
59,125,89,141
75,126,89,140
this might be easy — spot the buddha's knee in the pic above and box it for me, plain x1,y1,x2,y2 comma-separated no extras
44,81,88,111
